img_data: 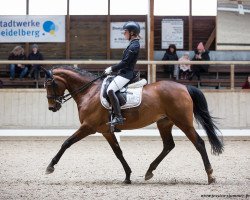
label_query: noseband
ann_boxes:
[44,71,105,105]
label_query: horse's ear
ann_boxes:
[41,67,52,79]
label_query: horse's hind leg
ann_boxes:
[46,124,94,174]
[145,117,175,181]
[102,133,132,184]
[180,126,215,184]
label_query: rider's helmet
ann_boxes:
[123,21,140,36]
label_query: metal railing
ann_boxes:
[0,60,250,89]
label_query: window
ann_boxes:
[110,0,148,15]
[70,0,108,15]
[192,0,217,16]
[0,0,26,15]
[154,0,189,16]
[29,0,67,15]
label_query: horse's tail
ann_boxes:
[186,85,224,155]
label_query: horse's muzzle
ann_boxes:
[48,103,61,112]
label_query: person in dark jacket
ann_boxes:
[28,44,44,79]
[190,42,210,80]
[104,21,140,126]
[162,44,178,79]
[242,75,250,89]
[8,46,28,80]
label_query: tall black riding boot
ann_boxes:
[108,90,124,125]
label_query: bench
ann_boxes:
[208,65,250,78]
[0,78,43,88]
[1,62,249,89]
[0,64,149,88]
[156,64,249,88]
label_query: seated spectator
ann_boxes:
[179,52,191,79]
[189,42,210,80]
[8,46,28,80]
[28,44,44,79]
[162,44,178,79]
[242,75,250,89]
[0,80,3,88]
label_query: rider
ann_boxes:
[104,21,141,126]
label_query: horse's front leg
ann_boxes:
[102,133,132,184]
[45,124,95,174]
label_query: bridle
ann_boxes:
[45,78,64,104]
[44,69,105,105]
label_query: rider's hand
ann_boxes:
[104,66,112,75]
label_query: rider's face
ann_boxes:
[123,30,130,40]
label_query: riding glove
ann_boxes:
[105,66,112,75]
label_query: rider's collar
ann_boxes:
[129,38,139,44]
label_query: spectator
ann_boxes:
[28,44,44,79]
[242,75,250,89]
[162,44,178,79]
[8,46,28,80]
[179,52,191,79]
[189,42,210,80]
[0,80,3,88]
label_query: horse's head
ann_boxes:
[42,68,66,112]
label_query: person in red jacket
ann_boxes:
[242,75,250,89]
[189,42,210,81]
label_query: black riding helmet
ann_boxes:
[123,21,140,36]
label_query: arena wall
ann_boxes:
[0,89,249,129]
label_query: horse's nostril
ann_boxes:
[49,106,54,110]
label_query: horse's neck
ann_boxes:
[67,75,90,93]
[55,69,100,100]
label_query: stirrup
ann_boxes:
[111,116,124,126]
[106,119,123,133]
[106,116,125,125]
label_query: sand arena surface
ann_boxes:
[0,136,249,200]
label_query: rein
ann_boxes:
[46,73,105,104]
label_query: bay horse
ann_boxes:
[43,66,223,184]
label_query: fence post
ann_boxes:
[152,64,156,83]
[230,64,235,90]
[147,64,152,84]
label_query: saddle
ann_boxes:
[100,73,147,110]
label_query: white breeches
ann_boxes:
[107,76,130,94]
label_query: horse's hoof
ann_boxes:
[45,166,55,174]
[208,177,216,184]
[145,172,154,181]
[123,179,131,184]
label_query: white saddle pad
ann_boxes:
[100,76,147,109]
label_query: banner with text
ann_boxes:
[162,19,183,49]
[110,22,145,49]
[0,15,65,43]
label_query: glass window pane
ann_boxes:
[192,0,217,16]
[29,0,67,15]
[110,0,148,15]
[0,0,26,15]
[70,0,108,15]
[155,0,189,16]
